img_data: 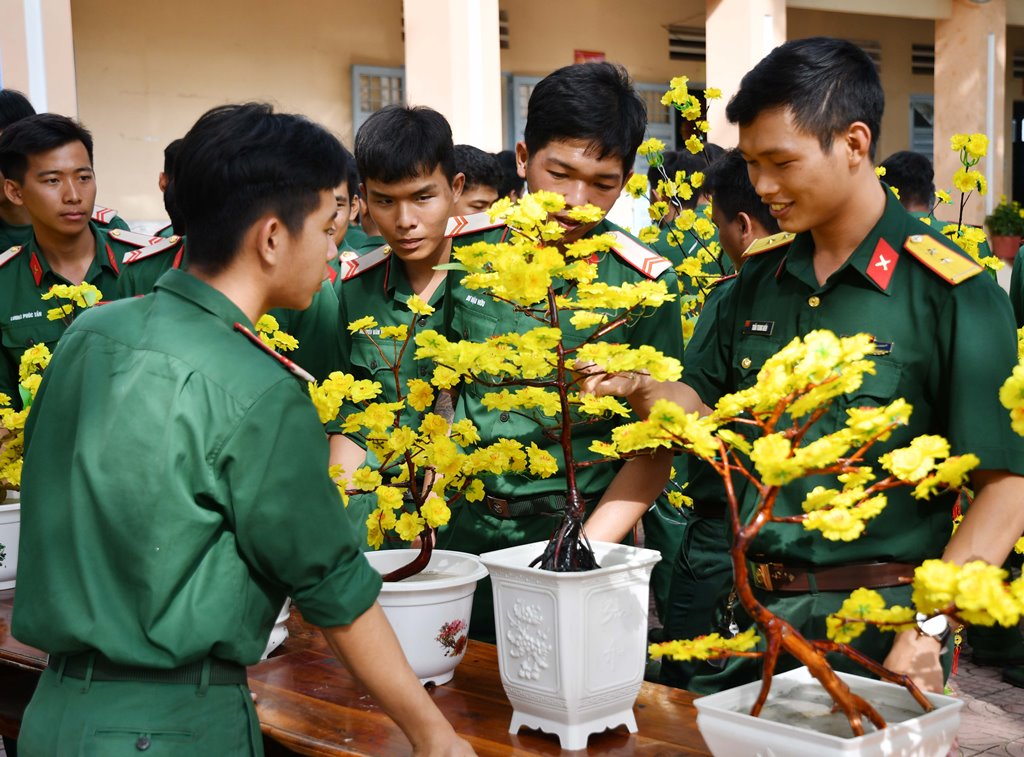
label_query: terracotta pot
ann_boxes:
[990,234,1022,260]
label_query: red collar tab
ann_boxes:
[29,251,43,286]
[866,238,898,291]
[233,322,315,383]
[105,242,119,274]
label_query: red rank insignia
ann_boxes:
[29,252,43,286]
[866,238,897,291]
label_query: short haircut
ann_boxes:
[524,62,646,173]
[454,144,501,191]
[173,103,346,274]
[0,113,94,183]
[879,150,934,208]
[648,145,725,210]
[163,138,183,176]
[0,89,36,131]
[647,150,677,187]
[704,149,780,235]
[342,145,359,199]
[355,105,456,185]
[726,37,883,160]
[494,149,523,199]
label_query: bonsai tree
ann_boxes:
[593,329,1024,735]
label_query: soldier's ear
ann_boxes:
[451,172,465,202]
[252,214,284,267]
[3,178,23,207]
[515,141,528,180]
[844,122,872,167]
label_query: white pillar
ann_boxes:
[0,0,78,116]
[705,0,787,148]
[403,0,503,151]
[934,0,1006,225]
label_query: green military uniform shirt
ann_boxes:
[12,268,381,667]
[447,217,685,501]
[1009,245,1024,329]
[117,240,341,382]
[0,205,130,251]
[684,190,1024,566]
[0,222,138,407]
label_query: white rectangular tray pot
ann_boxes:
[0,493,21,590]
[479,540,660,751]
[694,665,963,757]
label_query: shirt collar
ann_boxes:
[382,247,449,308]
[778,189,911,296]
[153,268,254,330]
[25,222,119,287]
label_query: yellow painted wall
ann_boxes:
[787,8,936,164]
[498,0,706,83]
[70,0,404,219]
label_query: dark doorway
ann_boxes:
[1013,101,1024,204]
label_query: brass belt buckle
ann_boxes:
[753,562,774,591]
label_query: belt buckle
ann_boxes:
[486,495,511,518]
[753,562,774,591]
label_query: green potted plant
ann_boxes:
[984,196,1024,260]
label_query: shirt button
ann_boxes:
[370,359,377,369]
[417,316,428,327]
[135,736,151,751]
[807,296,821,308]
[741,357,752,369]
[499,412,510,422]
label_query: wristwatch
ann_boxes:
[915,612,952,653]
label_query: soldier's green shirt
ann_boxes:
[12,269,381,667]
[0,207,130,251]
[0,223,135,407]
[448,219,685,500]
[1008,245,1024,328]
[329,250,446,440]
[117,241,341,382]
[683,191,1024,566]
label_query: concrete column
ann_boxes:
[403,0,503,151]
[705,0,787,148]
[934,0,1006,225]
[0,0,78,116]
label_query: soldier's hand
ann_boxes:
[882,629,945,693]
[573,360,651,399]
[412,733,476,756]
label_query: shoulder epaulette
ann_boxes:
[742,232,796,259]
[445,213,505,238]
[710,272,738,289]
[903,233,983,285]
[233,322,315,383]
[341,244,390,281]
[608,230,672,279]
[107,228,165,248]
[91,205,118,224]
[0,245,23,269]
[122,235,183,265]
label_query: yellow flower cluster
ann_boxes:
[826,588,916,644]
[913,559,1024,628]
[999,362,1024,435]
[42,283,102,322]
[941,224,1003,273]
[0,345,52,488]
[951,133,988,162]
[649,628,760,662]
[255,314,299,352]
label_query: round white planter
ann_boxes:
[0,492,21,590]
[479,540,660,751]
[694,665,963,757]
[261,598,292,660]
[364,549,488,686]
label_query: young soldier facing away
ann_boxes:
[328,105,464,544]
[12,103,474,757]
[590,37,1024,695]
[452,144,501,216]
[436,62,684,642]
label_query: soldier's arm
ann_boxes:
[328,432,367,473]
[321,605,476,757]
[583,448,674,543]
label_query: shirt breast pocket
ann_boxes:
[2,319,65,365]
[348,334,395,381]
[732,337,785,391]
[841,357,903,410]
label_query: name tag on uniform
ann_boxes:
[742,320,775,336]
[872,340,893,356]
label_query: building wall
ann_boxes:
[71,0,404,220]
[787,8,936,164]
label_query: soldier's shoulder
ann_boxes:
[445,212,506,240]
[0,245,25,271]
[601,223,674,280]
[741,232,796,260]
[120,233,185,266]
[339,244,390,282]
[902,230,984,286]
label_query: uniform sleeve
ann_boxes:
[1010,247,1024,329]
[626,266,685,363]
[219,380,381,628]
[681,276,738,408]
[934,275,1024,474]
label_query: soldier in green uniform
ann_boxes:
[1011,247,1024,328]
[11,102,473,757]
[435,62,684,642]
[331,151,362,268]
[328,105,464,546]
[452,144,500,216]
[658,148,781,689]
[592,37,1024,695]
[0,114,152,408]
[155,138,184,238]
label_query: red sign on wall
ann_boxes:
[574,50,606,64]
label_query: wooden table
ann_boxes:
[0,589,710,755]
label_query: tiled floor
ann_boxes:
[949,640,1024,756]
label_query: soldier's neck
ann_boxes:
[35,224,96,284]
[809,180,887,286]
[0,202,30,228]
[405,238,451,300]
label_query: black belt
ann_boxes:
[53,652,247,686]
[484,492,587,519]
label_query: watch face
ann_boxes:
[919,614,948,637]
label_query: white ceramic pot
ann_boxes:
[0,492,21,590]
[479,540,660,751]
[261,598,291,660]
[364,549,488,686]
[694,665,963,757]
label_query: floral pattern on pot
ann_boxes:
[436,619,468,657]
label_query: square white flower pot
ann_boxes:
[694,665,963,757]
[0,494,21,590]
[479,540,660,751]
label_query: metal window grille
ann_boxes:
[668,25,705,62]
[912,44,934,76]
[499,9,509,50]
[352,66,405,134]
